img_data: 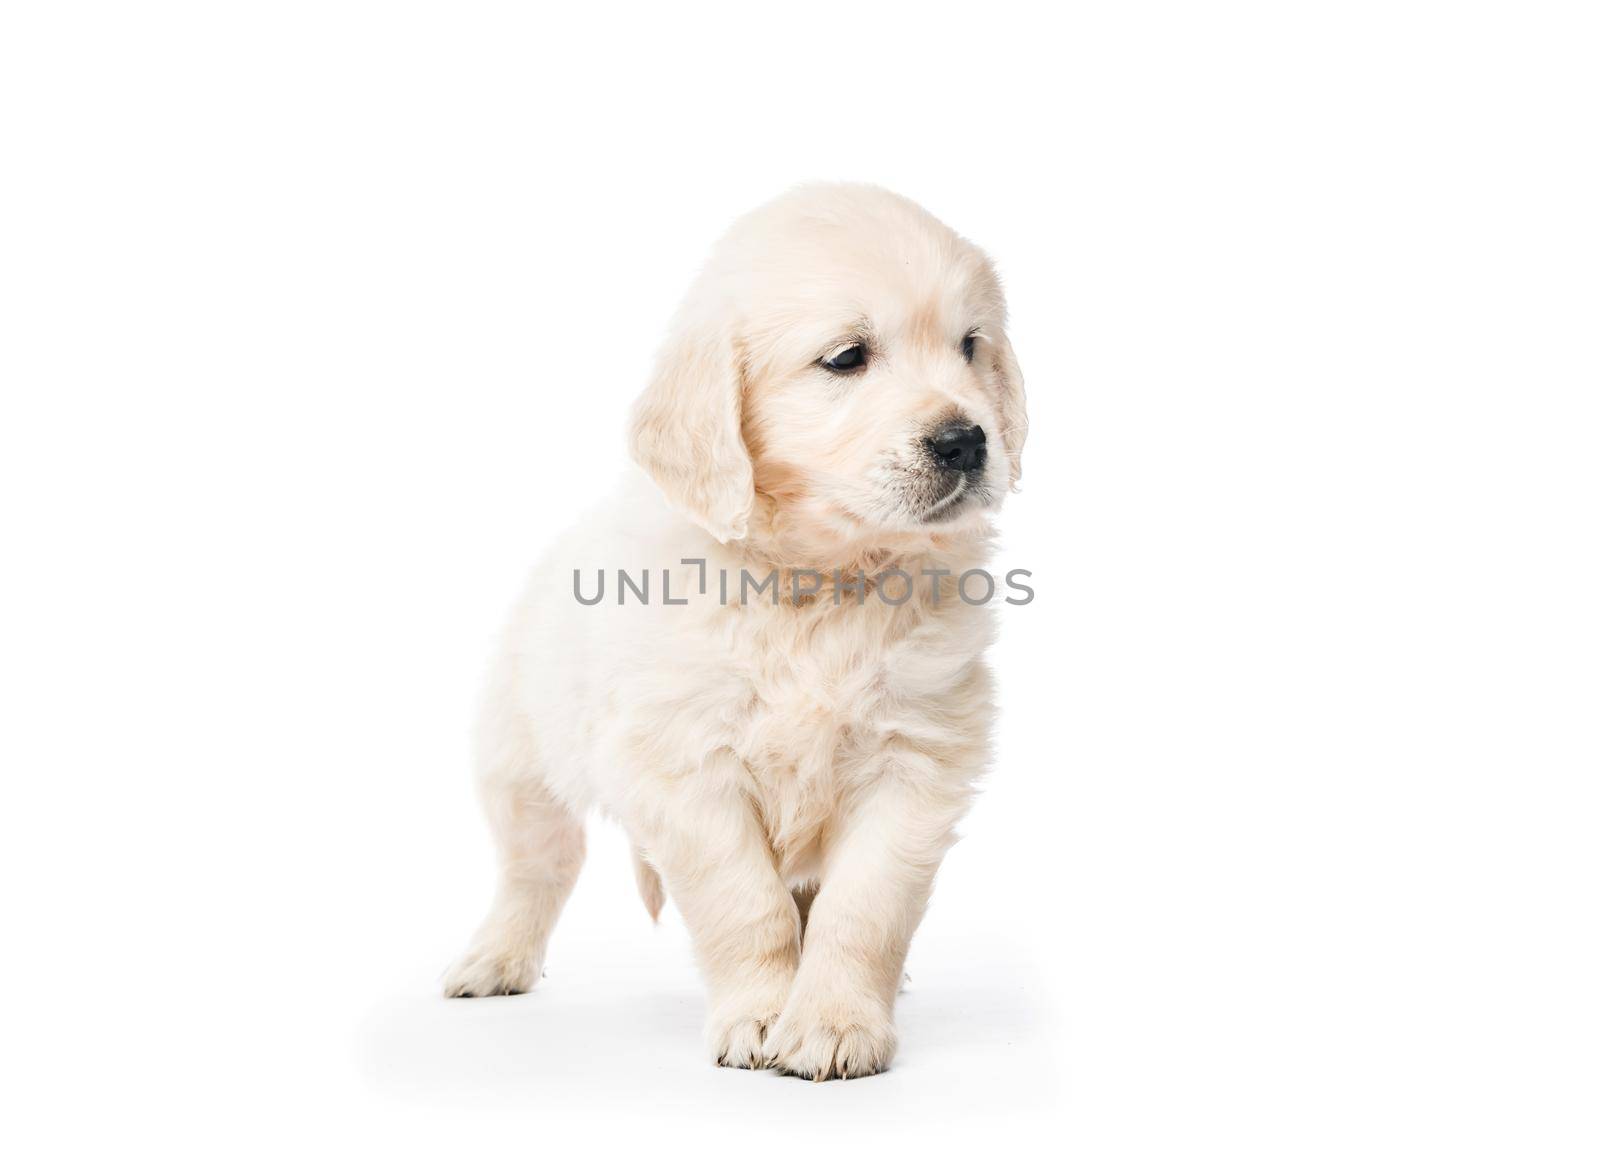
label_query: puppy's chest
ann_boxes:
[726,612,929,862]
[738,649,884,787]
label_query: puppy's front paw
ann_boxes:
[708,1014,775,1069]
[763,990,896,1080]
[706,982,790,1069]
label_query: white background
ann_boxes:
[3,2,1596,1161]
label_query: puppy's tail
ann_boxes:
[631,846,665,924]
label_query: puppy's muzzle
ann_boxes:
[925,421,987,477]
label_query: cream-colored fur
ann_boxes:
[444,184,1027,1080]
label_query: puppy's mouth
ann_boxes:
[922,474,973,520]
[916,466,999,524]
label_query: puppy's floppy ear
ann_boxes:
[628,312,754,542]
[990,328,1028,488]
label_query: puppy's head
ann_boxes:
[629,184,1026,553]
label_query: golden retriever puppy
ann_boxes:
[444,183,1027,1079]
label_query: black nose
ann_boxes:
[926,423,987,474]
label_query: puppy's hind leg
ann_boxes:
[444,725,585,998]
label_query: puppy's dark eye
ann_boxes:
[961,333,978,363]
[822,344,867,373]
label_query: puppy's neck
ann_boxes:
[735,499,995,593]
